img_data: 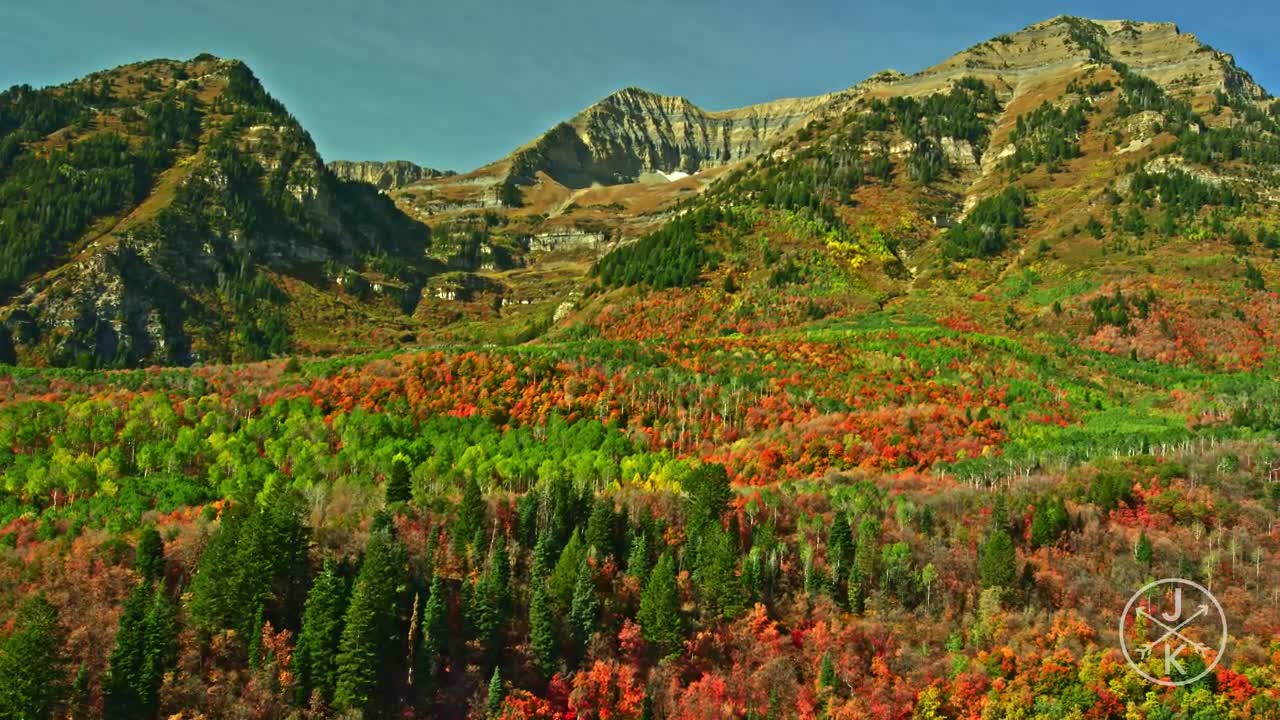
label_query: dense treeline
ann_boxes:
[942,187,1031,258]
[1002,99,1090,175]
[593,206,736,288]
[1128,168,1241,218]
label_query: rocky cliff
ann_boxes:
[329,159,452,190]
[507,87,842,188]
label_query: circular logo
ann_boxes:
[1118,578,1228,687]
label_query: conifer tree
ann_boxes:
[637,552,682,656]
[0,594,67,720]
[569,560,599,650]
[549,530,585,611]
[135,525,165,584]
[528,580,555,676]
[486,666,504,718]
[333,528,408,716]
[385,455,412,505]
[854,518,881,590]
[104,584,150,720]
[626,530,650,584]
[294,560,348,704]
[584,498,616,558]
[695,522,745,619]
[979,526,1017,591]
[457,475,486,551]
[468,535,511,657]
[1136,531,1153,568]
[415,574,448,700]
[104,584,179,720]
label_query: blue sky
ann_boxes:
[3,1,1277,172]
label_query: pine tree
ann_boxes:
[415,574,448,700]
[818,652,838,696]
[528,580,555,676]
[486,666,504,718]
[135,525,165,583]
[333,528,408,716]
[294,560,348,704]
[569,560,599,650]
[584,498,616,558]
[979,526,1017,591]
[626,529,650,584]
[695,522,745,619]
[468,535,510,657]
[385,455,412,505]
[0,594,67,720]
[1029,496,1068,548]
[104,584,150,720]
[457,475,486,551]
[549,530,585,612]
[1136,531,1153,568]
[637,552,682,656]
[854,518,881,591]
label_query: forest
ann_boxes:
[0,317,1277,718]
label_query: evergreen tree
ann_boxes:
[569,560,599,650]
[979,526,1017,591]
[527,580,555,676]
[1029,496,1069,548]
[385,455,412,505]
[486,666,504,718]
[1136,531,1154,568]
[457,475,486,551]
[468,535,511,658]
[626,530,650,584]
[103,584,150,720]
[0,594,67,720]
[294,560,349,704]
[584,498,616,559]
[548,530,585,612]
[333,528,408,716]
[854,518,881,591]
[135,525,165,584]
[415,575,448,700]
[637,552,682,656]
[818,652,838,696]
[695,522,745,619]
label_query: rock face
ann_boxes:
[507,87,842,187]
[883,16,1266,101]
[329,160,451,190]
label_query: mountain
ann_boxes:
[328,159,452,190]
[0,56,436,367]
[1,16,1277,367]
[504,86,841,188]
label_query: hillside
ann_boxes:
[0,56,437,367]
[2,15,1280,720]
